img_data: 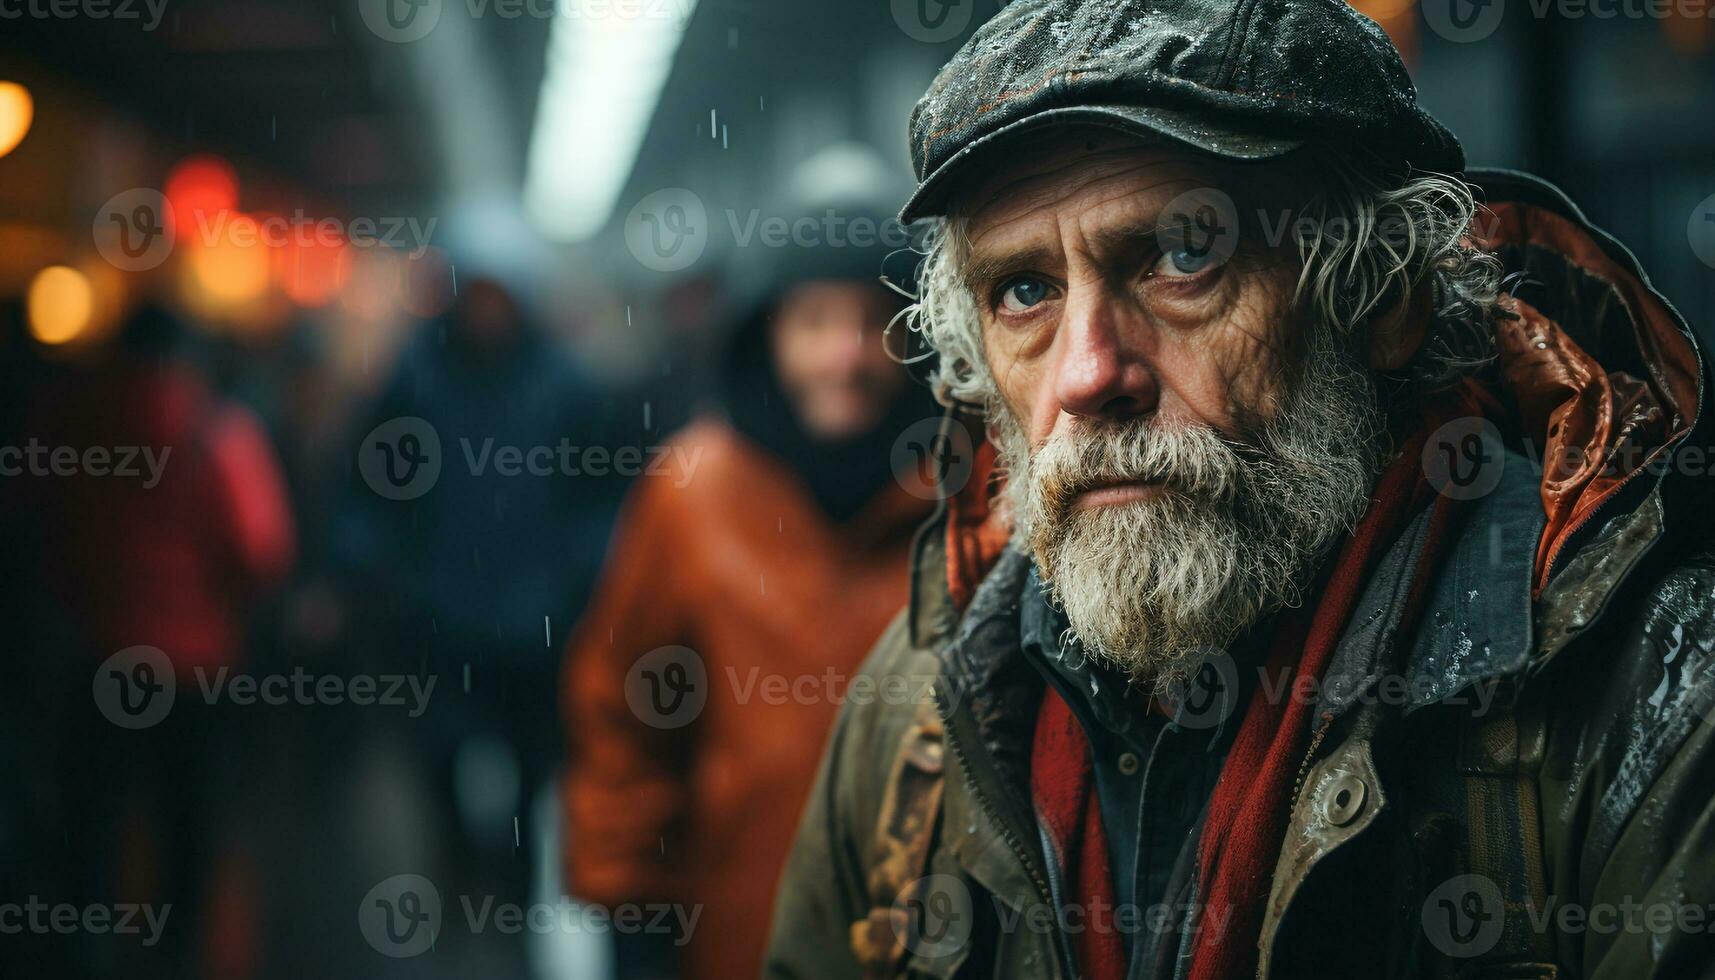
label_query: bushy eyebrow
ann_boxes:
[960,220,1164,296]
[960,244,1059,296]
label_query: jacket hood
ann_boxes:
[1468,169,1708,593]
[718,286,941,525]
[916,169,1712,637]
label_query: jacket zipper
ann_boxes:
[935,684,1076,979]
[1540,447,1668,587]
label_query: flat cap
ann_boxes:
[902,0,1464,223]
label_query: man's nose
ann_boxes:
[1052,291,1158,421]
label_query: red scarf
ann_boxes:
[1030,394,1473,980]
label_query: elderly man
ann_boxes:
[765,2,1715,979]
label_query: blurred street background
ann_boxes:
[1,1,1712,977]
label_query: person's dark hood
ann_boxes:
[720,280,938,524]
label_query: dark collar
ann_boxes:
[1018,565,1151,738]
[1316,446,1545,726]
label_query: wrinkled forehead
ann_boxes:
[950,127,1296,247]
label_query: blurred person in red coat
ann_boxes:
[8,302,295,979]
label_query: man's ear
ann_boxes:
[1366,279,1431,372]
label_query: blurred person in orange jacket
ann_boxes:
[560,155,942,980]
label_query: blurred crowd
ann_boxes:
[0,130,944,979]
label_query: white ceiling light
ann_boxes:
[523,0,699,242]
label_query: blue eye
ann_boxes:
[1000,277,1049,312]
[1157,246,1218,277]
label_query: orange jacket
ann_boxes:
[560,416,932,978]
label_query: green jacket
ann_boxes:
[765,172,1715,980]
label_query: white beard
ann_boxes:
[994,333,1389,692]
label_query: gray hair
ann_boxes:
[902,156,1504,411]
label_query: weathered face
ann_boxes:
[955,130,1387,687]
[770,279,907,441]
[961,132,1302,467]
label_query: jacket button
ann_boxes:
[1321,772,1366,826]
[1118,752,1141,775]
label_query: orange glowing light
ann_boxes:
[27,265,94,345]
[165,155,240,239]
[277,237,350,308]
[0,82,32,159]
[188,212,270,305]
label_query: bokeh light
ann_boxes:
[0,81,32,159]
[276,236,350,308]
[164,154,240,239]
[26,265,94,345]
